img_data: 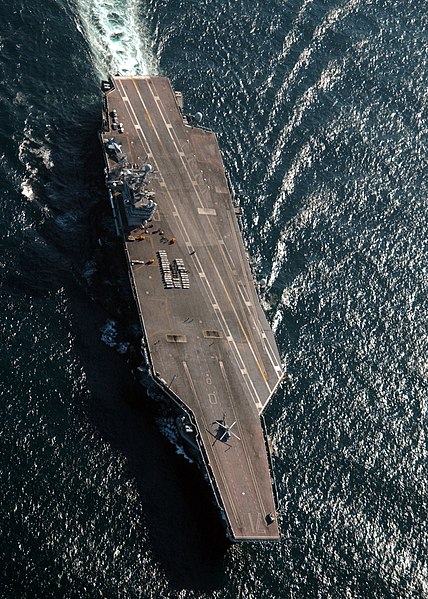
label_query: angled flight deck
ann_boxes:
[101,76,283,541]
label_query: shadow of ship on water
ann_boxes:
[7,112,230,592]
[70,283,230,591]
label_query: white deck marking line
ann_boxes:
[144,81,206,209]
[218,240,237,271]
[198,207,217,216]
[242,372,263,411]
[130,79,165,148]
[117,78,262,408]
[117,80,165,184]
[260,328,282,374]
[260,371,285,413]
[223,204,283,377]
[188,252,261,407]
[236,283,280,378]
[204,245,272,394]
[259,330,283,381]
[248,511,255,533]
[237,281,251,303]
[256,512,263,532]
[261,331,283,372]
[182,360,241,528]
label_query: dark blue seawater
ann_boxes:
[1,0,427,597]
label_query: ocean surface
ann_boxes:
[1,0,427,597]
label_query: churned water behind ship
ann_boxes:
[0,0,426,597]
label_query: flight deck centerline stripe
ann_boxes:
[205,245,272,392]
[131,78,165,150]
[144,80,205,209]
[133,79,154,126]
[220,207,279,382]
[236,284,281,378]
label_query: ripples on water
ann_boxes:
[1,0,426,597]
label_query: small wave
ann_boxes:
[82,259,98,284]
[54,211,79,230]
[73,0,157,77]
[17,120,54,202]
[100,319,130,354]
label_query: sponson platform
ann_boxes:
[100,75,283,541]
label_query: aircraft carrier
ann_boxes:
[100,75,283,541]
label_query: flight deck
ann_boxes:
[101,76,283,541]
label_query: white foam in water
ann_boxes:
[157,417,194,463]
[17,123,51,202]
[74,0,156,77]
[100,319,130,354]
[21,179,35,201]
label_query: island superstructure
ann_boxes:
[100,75,283,541]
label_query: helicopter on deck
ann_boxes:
[210,414,241,448]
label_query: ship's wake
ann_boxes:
[73,0,156,77]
